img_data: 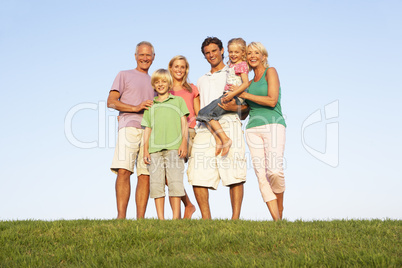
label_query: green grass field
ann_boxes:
[0,219,400,267]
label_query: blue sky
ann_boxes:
[1,0,401,221]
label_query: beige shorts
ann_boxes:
[185,128,196,162]
[110,127,149,175]
[187,115,247,189]
[149,150,185,198]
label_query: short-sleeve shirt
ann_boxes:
[169,84,199,128]
[110,69,155,130]
[141,94,189,153]
[224,61,249,91]
[197,66,239,123]
[197,66,228,109]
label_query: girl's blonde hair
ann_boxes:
[151,69,173,89]
[227,38,247,64]
[168,55,192,93]
[247,42,269,69]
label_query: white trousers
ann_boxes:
[245,124,286,202]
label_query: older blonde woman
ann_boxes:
[239,42,286,221]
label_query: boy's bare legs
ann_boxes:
[136,174,150,219]
[205,120,232,156]
[116,169,131,219]
[170,193,195,219]
[275,192,284,219]
[166,177,195,219]
[169,196,182,219]
[193,186,211,219]
[155,197,165,220]
[266,199,280,221]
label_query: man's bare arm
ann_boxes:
[218,98,249,120]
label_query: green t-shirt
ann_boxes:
[245,68,286,129]
[141,94,189,153]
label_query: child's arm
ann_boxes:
[178,116,188,158]
[143,127,152,164]
[222,73,249,103]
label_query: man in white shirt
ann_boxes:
[188,37,248,219]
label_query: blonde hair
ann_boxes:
[247,42,269,69]
[168,55,192,93]
[151,69,173,90]
[227,38,247,64]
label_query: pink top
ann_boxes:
[110,69,155,130]
[224,61,249,91]
[169,84,199,128]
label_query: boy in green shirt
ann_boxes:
[141,69,189,220]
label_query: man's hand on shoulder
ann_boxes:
[135,100,153,112]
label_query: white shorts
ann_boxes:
[187,114,247,189]
[110,127,149,176]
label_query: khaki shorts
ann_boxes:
[149,150,185,198]
[185,128,196,162]
[187,115,247,189]
[110,127,149,175]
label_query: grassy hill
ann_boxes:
[1,219,400,267]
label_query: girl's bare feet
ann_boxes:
[215,137,223,156]
[221,138,232,156]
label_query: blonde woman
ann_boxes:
[239,42,286,221]
[168,55,199,219]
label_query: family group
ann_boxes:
[107,37,286,221]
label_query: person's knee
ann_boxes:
[117,169,132,180]
[193,186,208,199]
[268,170,284,188]
[137,174,150,185]
[230,181,245,188]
